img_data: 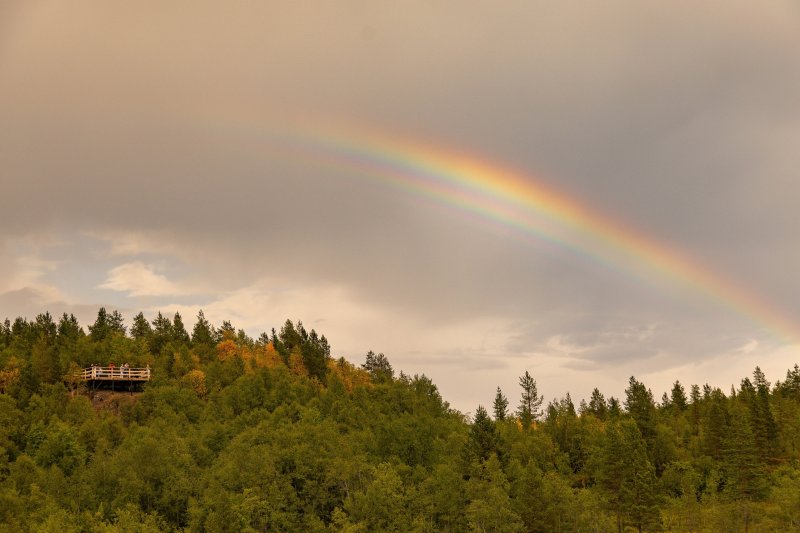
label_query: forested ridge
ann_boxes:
[1,308,800,532]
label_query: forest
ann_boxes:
[1,308,799,532]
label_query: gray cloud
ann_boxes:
[2,1,800,411]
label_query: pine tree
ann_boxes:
[722,403,769,508]
[130,312,153,341]
[689,384,702,435]
[670,381,688,412]
[89,307,111,342]
[0,318,11,348]
[704,388,728,460]
[493,387,509,421]
[362,350,393,382]
[750,366,778,461]
[56,313,83,342]
[33,312,57,340]
[301,329,328,382]
[624,376,657,449]
[778,364,800,400]
[190,311,212,343]
[217,320,236,342]
[608,397,622,418]
[588,388,608,420]
[150,312,173,355]
[172,312,190,345]
[109,310,126,336]
[517,371,543,429]
[598,420,662,532]
[465,405,500,464]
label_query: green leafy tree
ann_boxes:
[345,463,410,532]
[465,456,523,533]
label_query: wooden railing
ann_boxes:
[79,366,151,381]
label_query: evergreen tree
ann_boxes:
[722,404,769,504]
[31,313,59,382]
[33,312,57,340]
[109,310,126,336]
[217,320,236,342]
[670,380,688,412]
[517,371,543,429]
[275,319,300,358]
[493,387,509,421]
[778,364,800,400]
[301,329,328,382]
[57,313,85,341]
[660,392,671,410]
[362,350,393,382]
[0,318,11,348]
[130,312,153,341]
[89,307,112,342]
[608,397,622,418]
[750,366,778,461]
[256,331,271,346]
[190,310,216,362]
[588,387,608,420]
[704,388,728,460]
[465,405,500,465]
[689,384,702,435]
[598,420,662,532]
[150,312,173,355]
[624,376,657,448]
[172,312,190,345]
[235,329,254,348]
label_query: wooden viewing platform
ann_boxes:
[76,366,152,393]
[80,366,151,382]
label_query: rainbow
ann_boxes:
[262,119,800,345]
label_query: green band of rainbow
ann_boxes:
[253,118,800,345]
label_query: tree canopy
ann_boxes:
[1,307,800,531]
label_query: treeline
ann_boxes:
[1,308,800,531]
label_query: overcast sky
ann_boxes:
[2,1,800,413]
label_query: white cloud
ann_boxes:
[100,262,185,297]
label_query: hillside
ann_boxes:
[1,308,800,531]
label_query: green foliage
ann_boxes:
[2,308,800,531]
